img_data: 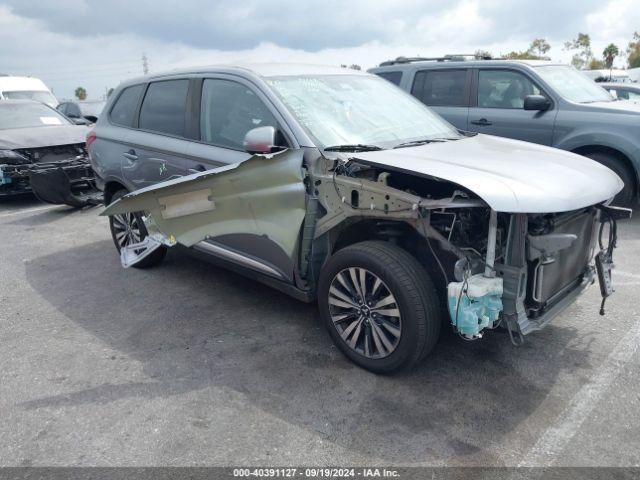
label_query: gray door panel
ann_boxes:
[103,149,307,281]
[122,131,192,187]
[468,107,556,144]
[185,141,251,169]
[430,106,469,130]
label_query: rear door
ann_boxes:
[123,79,194,188]
[410,68,471,130]
[469,68,556,145]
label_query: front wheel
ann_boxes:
[107,189,166,268]
[318,241,441,373]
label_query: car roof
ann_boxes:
[119,63,365,87]
[370,58,564,71]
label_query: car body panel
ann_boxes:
[353,134,623,213]
[102,148,307,277]
[0,125,88,150]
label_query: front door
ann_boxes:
[469,69,556,145]
[103,149,307,282]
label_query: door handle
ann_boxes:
[470,118,492,126]
[122,149,138,161]
[187,164,207,175]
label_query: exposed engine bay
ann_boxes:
[316,156,631,343]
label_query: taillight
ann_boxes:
[86,131,97,150]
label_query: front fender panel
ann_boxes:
[101,149,306,260]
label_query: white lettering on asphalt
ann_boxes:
[518,318,640,466]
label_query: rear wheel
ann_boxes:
[107,189,166,268]
[318,241,441,373]
[584,151,636,207]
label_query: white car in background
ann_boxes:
[0,75,58,107]
[601,82,640,104]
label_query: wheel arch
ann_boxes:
[324,218,453,292]
[103,180,129,205]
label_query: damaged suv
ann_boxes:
[93,65,629,373]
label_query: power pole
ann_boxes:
[142,53,149,75]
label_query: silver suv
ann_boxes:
[90,64,626,373]
[370,57,640,206]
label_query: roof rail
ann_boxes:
[379,53,492,67]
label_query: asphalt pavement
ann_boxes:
[0,195,639,467]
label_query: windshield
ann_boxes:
[2,90,58,107]
[80,101,105,117]
[535,65,613,103]
[266,74,460,148]
[0,102,71,130]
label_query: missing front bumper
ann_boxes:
[0,156,102,207]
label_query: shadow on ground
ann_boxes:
[24,239,594,463]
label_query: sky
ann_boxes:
[1,0,639,100]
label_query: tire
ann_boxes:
[584,151,636,207]
[107,189,166,268]
[318,241,441,373]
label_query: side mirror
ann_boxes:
[243,126,281,155]
[524,95,551,111]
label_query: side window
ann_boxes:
[138,80,189,136]
[615,89,629,100]
[110,85,144,127]
[376,71,403,86]
[67,103,82,118]
[200,78,280,150]
[478,70,541,109]
[411,69,468,107]
[57,103,67,115]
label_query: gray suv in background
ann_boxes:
[370,57,640,206]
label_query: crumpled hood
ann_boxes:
[353,134,623,213]
[0,125,89,150]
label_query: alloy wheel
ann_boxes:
[111,212,142,249]
[327,267,402,359]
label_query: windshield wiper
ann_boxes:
[323,144,383,152]
[393,137,458,149]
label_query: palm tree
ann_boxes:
[603,44,620,69]
[74,87,87,101]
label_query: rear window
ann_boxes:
[110,84,144,127]
[411,69,468,107]
[139,80,189,136]
[375,71,403,86]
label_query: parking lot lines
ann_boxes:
[519,318,640,466]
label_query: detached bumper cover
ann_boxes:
[0,155,102,207]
